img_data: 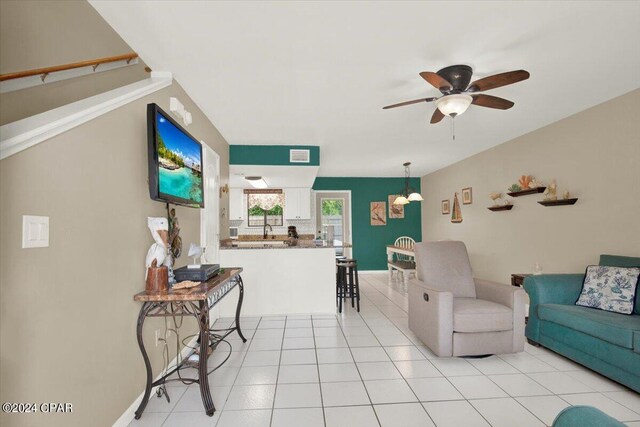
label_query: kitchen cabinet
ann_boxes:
[284,188,311,220]
[229,188,246,221]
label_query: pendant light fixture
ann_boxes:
[393,162,423,205]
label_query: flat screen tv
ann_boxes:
[147,103,204,208]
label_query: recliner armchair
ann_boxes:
[408,241,526,357]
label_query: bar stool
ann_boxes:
[335,256,347,289]
[336,259,360,313]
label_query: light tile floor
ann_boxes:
[130,272,640,427]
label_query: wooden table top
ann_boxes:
[386,245,415,252]
[134,267,243,302]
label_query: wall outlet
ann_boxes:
[155,329,161,347]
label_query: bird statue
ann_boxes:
[146,217,169,279]
[490,192,508,207]
[544,179,558,201]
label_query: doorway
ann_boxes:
[315,191,352,257]
[200,143,220,264]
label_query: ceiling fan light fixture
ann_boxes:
[407,192,423,202]
[436,94,473,117]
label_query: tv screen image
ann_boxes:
[148,104,204,207]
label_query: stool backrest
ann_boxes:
[394,236,415,261]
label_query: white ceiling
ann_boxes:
[90,1,640,177]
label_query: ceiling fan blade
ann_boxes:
[472,94,514,110]
[430,108,445,124]
[466,70,529,92]
[420,72,453,92]
[382,97,437,109]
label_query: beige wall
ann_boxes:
[421,89,640,283]
[0,0,149,125]
[0,1,230,426]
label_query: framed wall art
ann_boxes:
[388,195,404,219]
[441,199,450,215]
[370,201,387,226]
[462,187,473,205]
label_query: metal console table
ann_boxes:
[133,267,246,419]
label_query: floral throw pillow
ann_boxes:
[576,265,640,314]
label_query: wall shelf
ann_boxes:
[507,187,546,197]
[538,198,578,206]
[488,205,514,211]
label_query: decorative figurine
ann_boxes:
[490,192,511,206]
[529,177,542,188]
[518,175,532,189]
[165,209,183,285]
[508,184,522,193]
[146,259,168,292]
[146,217,169,273]
[168,208,182,259]
[544,179,558,201]
[451,192,463,223]
[563,191,571,200]
[187,243,204,268]
[145,217,170,291]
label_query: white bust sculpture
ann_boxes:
[145,217,170,277]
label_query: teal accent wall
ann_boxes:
[313,177,422,271]
[230,145,320,166]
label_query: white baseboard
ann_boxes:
[112,334,198,427]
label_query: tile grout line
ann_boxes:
[360,274,503,426]
[356,275,445,427]
[366,273,604,427]
[312,315,330,427]
[337,307,383,427]
[153,274,640,427]
[267,315,287,427]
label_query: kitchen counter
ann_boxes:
[215,245,343,316]
[220,242,352,250]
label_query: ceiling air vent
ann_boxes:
[290,149,310,163]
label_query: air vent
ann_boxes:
[290,149,310,163]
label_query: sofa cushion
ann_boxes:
[575,265,640,315]
[599,254,640,314]
[453,298,512,332]
[635,331,640,355]
[538,304,640,349]
[414,241,476,298]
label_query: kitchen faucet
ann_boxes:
[263,223,273,239]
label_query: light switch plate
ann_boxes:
[22,215,49,248]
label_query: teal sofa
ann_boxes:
[525,254,640,392]
[552,406,625,427]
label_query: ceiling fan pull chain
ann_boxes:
[451,115,456,141]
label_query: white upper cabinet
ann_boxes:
[229,188,246,221]
[284,188,311,220]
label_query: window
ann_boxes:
[247,192,284,227]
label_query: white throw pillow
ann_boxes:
[576,265,640,314]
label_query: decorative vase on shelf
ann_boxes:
[533,263,543,275]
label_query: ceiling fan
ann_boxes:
[383,65,530,126]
